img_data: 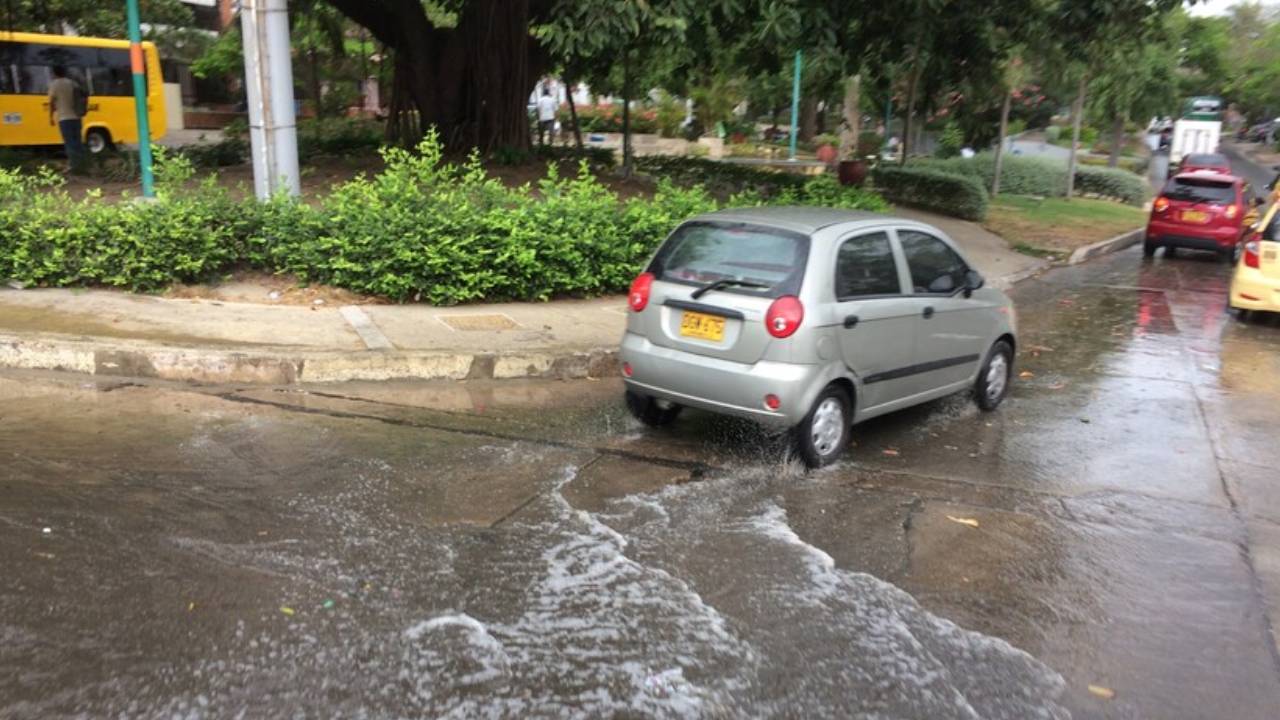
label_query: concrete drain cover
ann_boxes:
[438,313,520,331]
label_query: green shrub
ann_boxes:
[1,133,887,302]
[296,117,382,157]
[1074,165,1148,205]
[873,165,989,221]
[1044,125,1062,143]
[176,137,249,168]
[635,155,809,199]
[912,153,1066,197]
[1077,154,1149,175]
[936,123,964,159]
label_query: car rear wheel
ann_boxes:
[1164,246,1177,258]
[624,390,682,427]
[975,340,1014,412]
[792,385,852,469]
[1142,240,1157,258]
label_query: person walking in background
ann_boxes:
[536,88,557,146]
[47,65,86,173]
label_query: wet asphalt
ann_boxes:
[5,177,1280,718]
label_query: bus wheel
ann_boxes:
[85,128,113,155]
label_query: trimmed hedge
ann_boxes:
[0,134,889,302]
[873,165,989,221]
[1074,165,1147,205]
[635,155,809,199]
[910,152,1148,206]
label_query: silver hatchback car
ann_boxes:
[619,207,1018,467]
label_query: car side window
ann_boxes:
[835,231,900,299]
[899,230,968,294]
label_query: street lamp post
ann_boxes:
[124,0,154,197]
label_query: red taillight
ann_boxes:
[764,394,781,410]
[765,295,804,338]
[622,362,633,377]
[628,272,654,312]
[1154,197,1170,213]
[1244,241,1261,269]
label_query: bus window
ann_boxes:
[0,66,17,94]
[88,49,132,96]
[16,64,49,94]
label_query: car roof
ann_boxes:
[1184,153,1229,165]
[685,206,895,234]
[1172,170,1239,184]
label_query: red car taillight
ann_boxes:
[628,272,654,311]
[1154,197,1170,213]
[765,295,804,338]
[1243,240,1261,269]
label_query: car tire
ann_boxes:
[1142,240,1157,258]
[85,128,113,155]
[792,384,852,469]
[1164,246,1177,258]
[1234,307,1251,322]
[624,390,682,427]
[974,340,1014,412]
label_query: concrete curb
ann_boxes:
[1067,228,1145,266]
[0,332,619,385]
[992,261,1051,289]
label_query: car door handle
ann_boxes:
[843,315,859,328]
[922,306,935,319]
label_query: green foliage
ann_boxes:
[1,134,885,302]
[563,105,658,134]
[634,156,809,199]
[1078,154,1148,174]
[175,137,250,168]
[655,92,687,139]
[1073,165,1148,205]
[935,124,965,159]
[912,154,1067,198]
[873,165,989,221]
[297,118,383,157]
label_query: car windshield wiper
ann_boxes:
[690,278,771,299]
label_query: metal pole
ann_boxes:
[125,0,154,197]
[789,50,802,161]
[241,0,301,199]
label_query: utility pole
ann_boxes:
[124,0,155,197]
[789,50,802,161]
[241,0,301,199]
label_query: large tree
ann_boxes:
[326,0,553,151]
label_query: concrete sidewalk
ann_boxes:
[0,209,1046,385]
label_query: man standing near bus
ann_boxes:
[47,66,85,173]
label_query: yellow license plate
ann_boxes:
[679,311,725,342]
[1182,210,1208,223]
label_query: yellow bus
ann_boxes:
[1,31,167,154]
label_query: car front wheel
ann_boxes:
[625,390,682,427]
[793,385,852,468]
[975,340,1014,411]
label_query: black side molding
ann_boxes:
[863,354,980,385]
[663,298,746,320]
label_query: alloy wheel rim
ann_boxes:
[986,353,1009,401]
[810,397,845,456]
[87,134,104,153]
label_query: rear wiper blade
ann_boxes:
[690,278,770,299]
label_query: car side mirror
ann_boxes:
[963,269,984,297]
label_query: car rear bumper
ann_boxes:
[619,332,823,427]
[1230,267,1280,312]
[1147,220,1240,250]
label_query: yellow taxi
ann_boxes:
[1230,197,1280,319]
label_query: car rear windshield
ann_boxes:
[649,221,810,298]
[1184,153,1228,167]
[1163,177,1235,204]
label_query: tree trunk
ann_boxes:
[329,0,546,152]
[1065,74,1087,200]
[839,74,861,161]
[622,49,633,176]
[565,77,584,151]
[800,96,818,142]
[902,57,924,164]
[308,48,323,117]
[992,87,1013,196]
[1108,112,1125,167]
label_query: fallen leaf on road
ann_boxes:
[1019,371,1035,379]
[280,606,295,616]
[882,448,900,456]
[946,515,980,528]
[188,602,195,612]
[1088,685,1115,700]
[1048,382,1067,390]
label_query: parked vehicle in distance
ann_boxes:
[1168,119,1221,174]
[1179,153,1233,175]
[618,207,1018,468]
[1230,183,1280,319]
[1145,173,1256,262]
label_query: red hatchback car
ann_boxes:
[1178,152,1233,175]
[1145,172,1255,261]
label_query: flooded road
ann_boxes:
[3,248,1280,718]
